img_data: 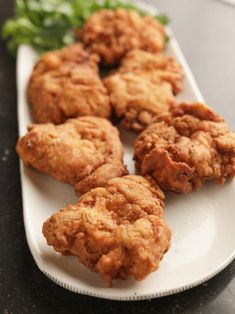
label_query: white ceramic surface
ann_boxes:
[16,1,235,301]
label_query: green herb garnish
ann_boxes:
[2,0,169,57]
[156,14,170,26]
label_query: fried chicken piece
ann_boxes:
[104,72,176,132]
[78,9,166,65]
[119,49,184,94]
[42,175,171,285]
[16,116,127,195]
[134,102,235,193]
[28,43,110,124]
[103,49,182,132]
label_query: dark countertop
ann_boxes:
[0,0,234,313]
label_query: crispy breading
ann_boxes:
[104,49,183,132]
[104,72,176,131]
[16,116,127,195]
[134,103,235,193]
[78,9,166,65]
[42,175,171,285]
[119,49,184,94]
[28,43,110,124]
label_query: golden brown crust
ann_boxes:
[134,102,235,193]
[28,43,111,124]
[16,116,127,195]
[42,175,171,285]
[119,49,184,94]
[103,49,183,132]
[104,72,176,132]
[78,9,166,65]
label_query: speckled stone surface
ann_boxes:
[0,0,234,313]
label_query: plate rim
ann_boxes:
[24,228,235,301]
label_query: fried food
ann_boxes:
[28,43,110,124]
[103,49,183,132]
[16,116,127,195]
[119,49,184,94]
[104,72,176,132]
[134,102,235,193]
[78,9,166,65]
[42,175,171,285]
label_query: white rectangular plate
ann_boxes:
[17,1,235,301]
